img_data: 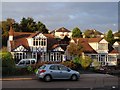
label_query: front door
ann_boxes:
[100,54,107,66]
[37,53,41,62]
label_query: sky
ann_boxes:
[1,1,119,33]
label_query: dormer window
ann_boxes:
[33,38,46,46]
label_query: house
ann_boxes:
[7,26,68,63]
[7,26,119,66]
[83,29,104,38]
[67,38,119,66]
[113,41,120,60]
[50,27,72,39]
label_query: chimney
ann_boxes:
[9,26,14,41]
[77,39,79,45]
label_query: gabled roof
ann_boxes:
[9,30,59,51]
[81,42,97,53]
[10,38,30,51]
[28,32,40,38]
[51,27,71,33]
[108,44,119,54]
[71,38,98,53]
[109,49,118,54]
[72,38,103,43]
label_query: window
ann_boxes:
[14,52,25,60]
[91,55,98,59]
[108,55,116,61]
[26,60,30,64]
[43,53,46,61]
[59,65,68,71]
[32,53,36,59]
[50,53,54,61]
[33,38,46,46]
[19,61,25,65]
[98,43,108,50]
[49,65,59,70]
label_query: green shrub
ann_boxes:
[1,48,16,76]
[61,61,77,69]
[79,56,92,69]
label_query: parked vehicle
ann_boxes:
[36,64,80,82]
[16,58,37,67]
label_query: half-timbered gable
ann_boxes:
[13,45,28,52]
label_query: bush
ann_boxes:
[1,48,16,76]
[92,60,101,70]
[61,61,77,70]
[79,56,92,69]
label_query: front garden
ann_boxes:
[1,47,120,77]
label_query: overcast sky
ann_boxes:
[2,2,118,33]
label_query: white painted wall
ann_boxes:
[89,43,98,51]
[27,38,33,46]
[55,32,72,38]
[9,36,13,41]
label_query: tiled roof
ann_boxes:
[72,38,103,43]
[81,42,97,53]
[71,38,97,53]
[87,38,102,42]
[14,32,32,40]
[10,31,58,51]
[28,32,39,38]
[10,38,30,51]
[54,27,71,32]
[109,49,119,54]
[108,44,119,54]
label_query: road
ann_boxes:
[2,74,119,89]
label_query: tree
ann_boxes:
[20,17,48,33]
[79,55,92,69]
[73,55,92,70]
[72,27,82,38]
[105,30,115,45]
[1,18,15,46]
[37,21,48,33]
[20,17,37,32]
[67,42,83,57]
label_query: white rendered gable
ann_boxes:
[13,45,28,52]
[53,47,64,52]
[99,39,108,43]
[113,42,119,46]
[70,39,75,43]
[34,33,47,39]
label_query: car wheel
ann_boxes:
[71,74,78,81]
[44,75,52,82]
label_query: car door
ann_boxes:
[49,65,61,79]
[58,65,71,79]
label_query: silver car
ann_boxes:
[36,64,80,82]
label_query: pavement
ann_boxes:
[0,74,119,81]
[1,74,36,81]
